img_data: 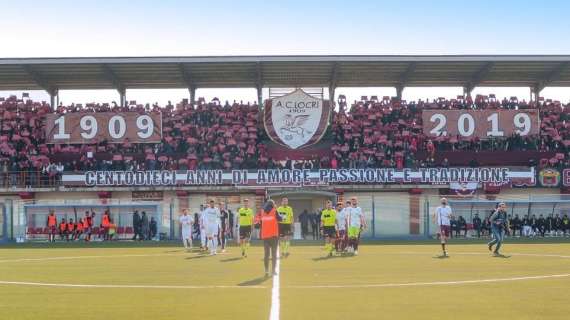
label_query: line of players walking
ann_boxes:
[178,196,368,261]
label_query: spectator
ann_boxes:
[472,213,482,238]
[457,216,467,237]
[522,215,533,237]
[299,210,310,239]
[141,211,149,240]
[132,210,141,241]
[511,214,522,237]
[537,214,547,237]
[150,217,157,240]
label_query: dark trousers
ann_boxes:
[263,237,278,273]
[218,229,226,249]
[132,226,142,240]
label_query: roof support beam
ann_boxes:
[101,64,125,95]
[395,62,416,99]
[22,65,58,96]
[397,62,416,88]
[535,62,569,93]
[329,62,340,105]
[179,64,197,105]
[464,62,494,92]
[256,62,263,107]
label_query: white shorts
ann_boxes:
[205,225,219,237]
[181,229,192,240]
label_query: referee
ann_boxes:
[320,200,337,257]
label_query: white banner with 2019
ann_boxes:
[61,167,535,187]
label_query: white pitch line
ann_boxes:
[399,252,570,259]
[0,280,266,289]
[269,248,280,320]
[286,273,570,289]
[0,253,187,264]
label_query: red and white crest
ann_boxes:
[264,89,330,149]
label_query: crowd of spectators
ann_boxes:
[468,212,570,238]
[330,94,570,170]
[1,93,569,187]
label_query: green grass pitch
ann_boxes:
[1,241,569,320]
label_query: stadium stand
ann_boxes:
[0,93,569,188]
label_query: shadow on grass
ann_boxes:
[312,254,353,262]
[237,276,270,287]
[185,254,211,260]
[220,257,243,263]
[432,255,450,259]
[492,254,511,259]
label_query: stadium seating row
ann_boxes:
[0,94,568,187]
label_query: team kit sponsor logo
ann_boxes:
[62,167,535,187]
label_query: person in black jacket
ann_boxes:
[511,214,522,237]
[149,217,157,240]
[554,214,563,237]
[522,215,532,237]
[457,216,467,237]
[450,216,458,238]
[132,210,141,241]
[546,214,554,237]
[141,211,150,240]
[537,214,546,237]
[472,214,482,238]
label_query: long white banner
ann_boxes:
[61,167,536,187]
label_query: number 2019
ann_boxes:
[429,112,532,137]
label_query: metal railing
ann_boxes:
[0,171,61,188]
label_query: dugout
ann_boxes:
[21,202,162,241]
[443,199,570,234]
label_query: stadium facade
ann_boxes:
[1,55,570,242]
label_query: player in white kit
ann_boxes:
[347,197,366,255]
[335,201,349,253]
[203,199,221,255]
[198,204,207,250]
[179,209,194,251]
[433,197,453,257]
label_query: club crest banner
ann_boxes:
[264,89,330,149]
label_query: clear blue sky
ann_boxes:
[1,0,569,103]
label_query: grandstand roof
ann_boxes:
[1,55,569,92]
